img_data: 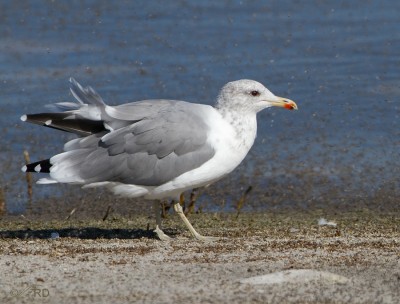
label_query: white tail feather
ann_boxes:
[37,178,58,184]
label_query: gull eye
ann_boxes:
[250,90,260,97]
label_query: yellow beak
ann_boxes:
[269,96,298,110]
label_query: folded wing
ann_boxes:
[22,78,216,187]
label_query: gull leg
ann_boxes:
[173,196,218,242]
[153,201,171,241]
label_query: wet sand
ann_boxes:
[0,210,399,303]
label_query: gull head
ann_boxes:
[216,79,298,114]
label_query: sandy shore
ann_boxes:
[0,211,399,303]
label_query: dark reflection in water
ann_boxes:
[0,1,398,214]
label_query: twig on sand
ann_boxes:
[0,187,5,217]
[235,186,253,219]
[161,201,171,218]
[65,208,77,220]
[160,188,200,218]
[102,205,113,221]
[23,150,33,202]
[184,188,199,216]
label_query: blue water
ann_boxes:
[0,1,399,213]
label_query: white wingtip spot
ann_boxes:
[45,120,52,126]
[20,115,27,122]
[34,164,41,172]
[21,165,27,172]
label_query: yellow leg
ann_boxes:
[173,197,218,242]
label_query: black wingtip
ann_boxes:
[23,159,52,173]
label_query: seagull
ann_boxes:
[21,78,297,241]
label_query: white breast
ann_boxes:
[147,107,258,199]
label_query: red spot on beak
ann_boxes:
[284,103,295,110]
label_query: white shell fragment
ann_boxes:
[318,218,337,227]
[240,269,349,285]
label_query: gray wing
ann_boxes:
[64,102,216,186]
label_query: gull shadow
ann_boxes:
[0,227,178,240]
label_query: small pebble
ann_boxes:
[50,232,60,239]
